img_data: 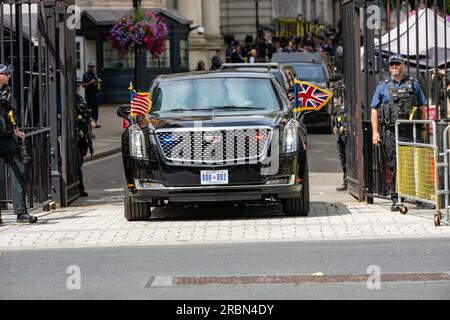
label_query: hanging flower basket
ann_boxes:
[109,9,168,59]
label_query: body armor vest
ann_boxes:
[76,94,91,133]
[381,78,418,127]
[0,86,14,136]
[336,106,347,137]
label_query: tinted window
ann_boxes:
[292,63,327,83]
[283,69,295,91]
[270,70,285,89]
[152,78,280,112]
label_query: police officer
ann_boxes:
[334,105,347,191]
[370,54,427,211]
[0,64,37,224]
[82,63,100,127]
[76,77,95,197]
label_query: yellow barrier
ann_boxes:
[397,146,436,201]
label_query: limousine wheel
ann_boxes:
[124,185,151,221]
[283,160,310,217]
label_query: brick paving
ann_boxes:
[0,201,448,251]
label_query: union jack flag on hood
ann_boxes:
[293,80,333,112]
[129,83,152,117]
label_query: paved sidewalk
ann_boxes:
[84,105,123,162]
[0,199,448,251]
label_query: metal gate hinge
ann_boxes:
[51,170,61,177]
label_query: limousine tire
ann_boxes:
[283,160,310,217]
[124,185,151,221]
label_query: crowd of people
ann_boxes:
[205,25,343,72]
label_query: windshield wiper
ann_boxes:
[213,106,263,110]
[165,107,215,112]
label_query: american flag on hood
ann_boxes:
[293,80,332,112]
[129,83,152,117]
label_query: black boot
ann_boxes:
[16,213,38,223]
[415,201,436,210]
[0,215,3,226]
[336,182,347,192]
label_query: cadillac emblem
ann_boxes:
[204,133,222,144]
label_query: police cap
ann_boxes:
[388,54,405,64]
[0,64,14,74]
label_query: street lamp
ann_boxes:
[133,0,141,10]
[133,0,141,89]
[255,0,260,61]
[255,0,259,35]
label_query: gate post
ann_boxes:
[43,0,61,204]
[14,2,25,125]
[342,0,365,201]
[361,0,378,204]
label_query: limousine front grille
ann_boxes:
[155,127,272,164]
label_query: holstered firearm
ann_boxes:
[19,139,28,164]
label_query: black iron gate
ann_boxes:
[342,0,365,200]
[342,0,450,202]
[0,0,79,210]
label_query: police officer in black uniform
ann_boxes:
[370,54,427,211]
[82,63,100,127]
[0,64,37,224]
[76,77,95,197]
[334,105,347,191]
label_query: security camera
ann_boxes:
[195,26,204,35]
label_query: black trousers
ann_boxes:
[0,135,28,214]
[382,127,414,204]
[78,140,87,193]
[336,136,347,185]
[86,93,99,122]
[382,129,398,203]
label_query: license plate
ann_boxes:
[200,170,229,185]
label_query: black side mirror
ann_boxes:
[117,105,131,119]
[296,110,314,123]
[329,73,343,82]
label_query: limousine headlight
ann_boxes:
[129,125,148,159]
[282,121,298,153]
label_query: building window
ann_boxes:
[103,41,135,69]
[147,40,170,68]
[76,40,81,69]
[180,39,189,68]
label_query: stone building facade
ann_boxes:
[220,0,342,42]
[75,0,222,75]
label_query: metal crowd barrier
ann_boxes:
[395,120,449,226]
[0,127,52,215]
[441,125,450,227]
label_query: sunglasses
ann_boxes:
[389,62,402,67]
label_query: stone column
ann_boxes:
[177,0,207,70]
[323,0,335,26]
[177,0,222,70]
[177,0,203,28]
[202,0,220,36]
[201,0,222,62]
